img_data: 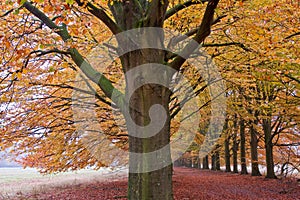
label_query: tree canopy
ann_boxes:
[0,0,299,199]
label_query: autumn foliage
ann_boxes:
[0,0,299,198]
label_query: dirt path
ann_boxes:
[6,167,300,200]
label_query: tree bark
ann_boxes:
[124,47,174,199]
[240,118,248,174]
[211,153,216,170]
[127,82,173,199]
[203,155,209,169]
[232,114,239,173]
[215,149,221,171]
[197,157,201,169]
[224,138,231,172]
[263,118,277,179]
[249,118,261,176]
[224,118,231,172]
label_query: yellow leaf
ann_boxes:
[17,72,22,80]
[62,62,68,68]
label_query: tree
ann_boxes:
[239,117,248,174]
[205,0,300,178]
[249,110,262,176]
[232,113,239,173]
[223,117,231,172]
[1,0,222,199]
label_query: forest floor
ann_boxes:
[4,167,300,200]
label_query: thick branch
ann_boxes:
[169,0,220,71]
[23,2,71,41]
[165,0,208,20]
[146,0,169,27]
[69,48,125,110]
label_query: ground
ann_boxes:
[3,167,300,200]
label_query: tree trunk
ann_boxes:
[197,157,201,169]
[127,85,173,199]
[224,118,231,172]
[232,114,239,173]
[250,119,261,176]
[215,150,221,171]
[211,153,216,170]
[125,48,174,199]
[263,118,277,179]
[240,118,248,174]
[225,137,231,172]
[203,155,209,169]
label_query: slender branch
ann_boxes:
[284,73,300,84]
[1,4,25,18]
[275,142,300,147]
[0,8,15,18]
[167,15,226,50]
[31,49,71,57]
[203,42,251,51]
[31,82,112,107]
[285,32,300,39]
[75,0,122,34]
[165,0,208,20]
[167,41,250,60]
[23,48,70,70]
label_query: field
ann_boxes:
[0,167,127,199]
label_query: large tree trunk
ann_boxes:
[249,118,261,176]
[124,47,174,199]
[240,118,248,174]
[127,83,173,199]
[263,118,277,179]
[232,114,239,173]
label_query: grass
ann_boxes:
[0,167,127,199]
